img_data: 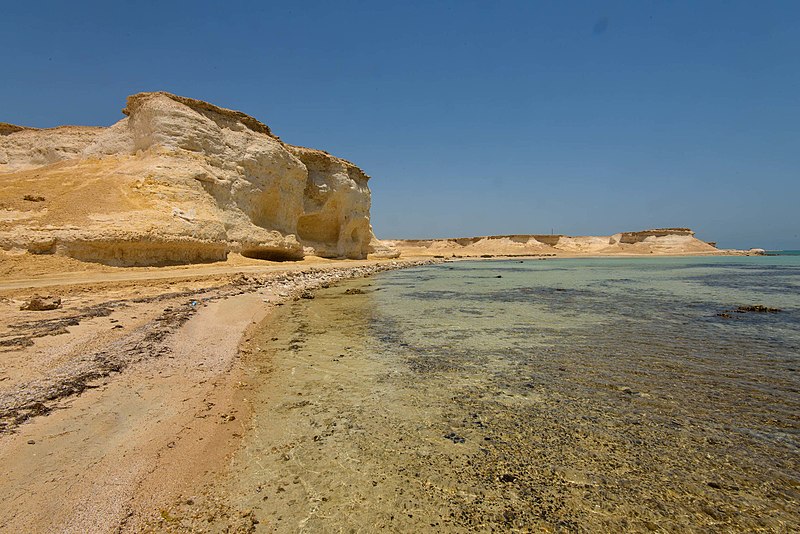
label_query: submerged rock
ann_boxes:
[717,304,781,317]
[444,432,466,444]
[735,305,781,313]
[343,288,365,295]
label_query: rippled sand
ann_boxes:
[225,257,799,532]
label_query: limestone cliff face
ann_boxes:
[0,125,105,172]
[0,92,387,265]
[286,146,372,259]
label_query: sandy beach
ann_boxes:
[0,256,434,532]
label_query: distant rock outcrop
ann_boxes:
[0,92,395,265]
[385,229,723,257]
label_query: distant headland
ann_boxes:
[2,93,759,272]
[385,228,763,258]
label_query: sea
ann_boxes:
[229,255,799,532]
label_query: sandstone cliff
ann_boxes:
[1,92,392,265]
[385,228,722,257]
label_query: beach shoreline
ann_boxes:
[0,257,435,532]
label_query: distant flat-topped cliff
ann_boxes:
[385,228,728,257]
[0,92,395,265]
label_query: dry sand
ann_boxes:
[0,254,434,532]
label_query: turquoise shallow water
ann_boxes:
[235,256,800,532]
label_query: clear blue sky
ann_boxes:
[2,1,798,249]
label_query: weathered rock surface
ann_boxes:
[19,295,62,311]
[286,145,371,259]
[367,233,402,258]
[1,92,392,265]
[386,228,723,257]
[0,124,105,172]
